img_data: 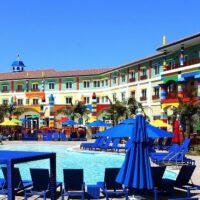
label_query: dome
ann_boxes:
[11,60,25,67]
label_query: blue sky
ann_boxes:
[0,0,200,72]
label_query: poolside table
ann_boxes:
[0,150,57,200]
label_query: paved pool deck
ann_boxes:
[0,140,200,199]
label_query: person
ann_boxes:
[0,133,3,145]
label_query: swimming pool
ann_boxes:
[0,144,177,184]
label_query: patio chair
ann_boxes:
[1,167,32,194]
[62,169,85,200]
[160,165,198,198]
[98,168,128,200]
[24,168,62,200]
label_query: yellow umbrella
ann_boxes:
[11,118,21,124]
[150,119,169,128]
[0,120,18,126]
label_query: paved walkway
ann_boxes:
[0,140,200,199]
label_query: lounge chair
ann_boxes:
[24,168,62,200]
[90,137,107,150]
[101,138,121,151]
[96,137,113,151]
[52,132,59,141]
[113,138,132,152]
[161,137,173,150]
[0,167,32,195]
[154,137,164,150]
[98,168,128,200]
[60,132,66,141]
[62,169,85,200]
[160,165,198,198]
[80,137,101,149]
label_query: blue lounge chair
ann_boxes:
[98,168,128,200]
[52,132,59,141]
[154,137,164,150]
[60,132,66,141]
[160,165,197,198]
[161,137,173,150]
[0,167,32,195]
[101,138,121,151]
[90,137,107,150]
[96,137,113,151]
[80,137,101,149]
[24,168,62,200]
[113,138,132,152]
[62,169,85,200]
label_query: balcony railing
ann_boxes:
[165,58,200,71]
[166,91,178,99]
[1,90,9,93]
[140,96,147,101]
[140,75,147,80]
[129,78,136,82]
[31,89,40,92]
[16,89,24,92]
[152,95,160,100]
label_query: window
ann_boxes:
[66,97,72,104]
[142,89,147,97]
[93,80,100,87]
[84,97,90,104]
[105,79,108,86]
[130,71,136,79]
[96,97,100,104]
[17,84,23,91]
[121,92,126,101]
[66,81,72,89]
[101,80,104,87]
[141,68,147,76]
[154,87,159,96]
[112,93,116,102]
[83,81,90,88]
[168,60,175,68]
[2,99,8,105]
[17,99,23,105]
[33,98,39,105]
[32,83,39,91]
[153,64,160,75]
[113,76,117,84]
[2,85,8,92]
[102,96,108,103]
[121,74,126,82]
[131,91,135,98]
[49,82,55,90]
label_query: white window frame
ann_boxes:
[49,82,55,90]
[65,97,72,104]
[84,97,90,104]
[66,81,72,89]
[2,85,8,91]
[83,81,90,88]
[93,80,100,88]
[17,99,23,105]
[33,98,39,105]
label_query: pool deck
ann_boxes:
[0,140,200,199]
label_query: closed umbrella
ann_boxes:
[116,114,153,189]
[0,120,18,126]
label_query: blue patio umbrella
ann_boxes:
[95,118,173,138]
[20,118,30,123]
[116,114,153,189]
[86,120,110,127]
[62,120,78,126]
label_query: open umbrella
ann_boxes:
[0,120,18,126]
[11,118,21,124]
[86,120,110,127]
[150,119,169,128]
[95,118,173,138]
[62,120,78,126]
[20,118,30,123]
[116,114,153,190]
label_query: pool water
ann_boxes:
[0,144,177,184]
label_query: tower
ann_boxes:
[12,55,25,72]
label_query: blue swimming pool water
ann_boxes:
[0,144,177,184]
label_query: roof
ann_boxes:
[12,60,25,67]
[0,68,113,81]
[157,32,200,52]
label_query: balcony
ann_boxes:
[166,91,178,99]
[140,75,147,80]
[165,58,200,71]
[129,78,136,82]
[31,89,40,92]
[152,95,160,100]
[1,90,9,93]
[140,96,147,101]
[16,89,24,92]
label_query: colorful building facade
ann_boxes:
[1,33,200,129]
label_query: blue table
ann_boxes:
[0,150,56,200]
